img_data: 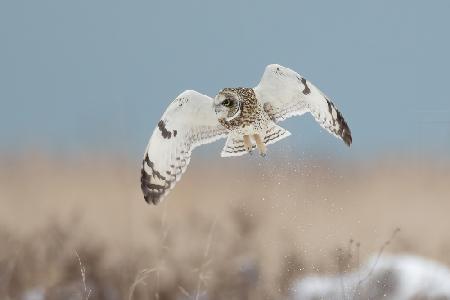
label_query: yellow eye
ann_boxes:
[222,99,232,107]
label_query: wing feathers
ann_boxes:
[141,90,227,204]
[322,97,352,146]
[255,64,352,146]
[142,66,352,204]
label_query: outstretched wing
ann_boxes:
[141,90,227,204]
[254,64,352,146]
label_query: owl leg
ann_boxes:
[243,135,253,154]
[253,134,267,157]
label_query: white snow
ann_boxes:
[291,254,450,300]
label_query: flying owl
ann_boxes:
[141,64,352,204]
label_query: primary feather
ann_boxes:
[254,64,352,146]
[141,90,227,204]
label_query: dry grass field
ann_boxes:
[1,153,450,299]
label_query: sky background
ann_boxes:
[1,0,449,161]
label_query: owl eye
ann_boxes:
[222,99,233,107]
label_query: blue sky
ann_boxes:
[1,1,449,160]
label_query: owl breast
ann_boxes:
[218,87,271,135]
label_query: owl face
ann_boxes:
[214,89,242,121]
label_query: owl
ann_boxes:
[141,64,352,204]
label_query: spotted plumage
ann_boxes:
[141,64,352,204]
[218,88,270,134]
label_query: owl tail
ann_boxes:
[220,123,291,158]
[221,133,253,157]
[263,123,291,146]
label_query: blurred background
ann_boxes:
[1,1,449,299]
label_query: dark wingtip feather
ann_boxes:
[324,97,352,148]
[343,132,352,147]
[140,164,164,205]
[332,105,352,147]
[341,120,352,147]
[141,182,162,205]
[143,193,160,205]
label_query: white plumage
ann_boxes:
[141,64,352,204]
[255,64,352,144]
[141,90,227,203]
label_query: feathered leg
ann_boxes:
[253,134,267,157]
[243,135,253,154]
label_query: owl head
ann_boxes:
[214,88,243,121]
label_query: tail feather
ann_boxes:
[264,124,291,145]
[220,123,290,157]
[221,134,255,157]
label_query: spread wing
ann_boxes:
[141,90,227,204]
[254,64,352,146]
